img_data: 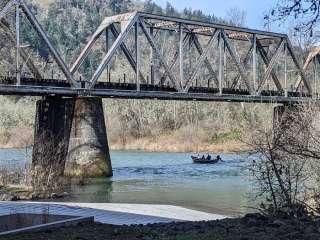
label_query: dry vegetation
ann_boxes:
[0,95,274,152]
[247,103,320,218]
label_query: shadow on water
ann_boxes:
[62,178,114,203]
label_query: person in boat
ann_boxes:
[216,155,222,162]
[206,154,212,161]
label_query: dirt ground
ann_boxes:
[2,214,320,240]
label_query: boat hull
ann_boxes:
[192,156,219,164]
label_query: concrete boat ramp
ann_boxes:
[0,202,227,225]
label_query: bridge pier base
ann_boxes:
[65,97,112,177]
[32,97,74,192]
[32,97,112,184]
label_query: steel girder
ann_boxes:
[72,11,313,97]
[0,0,77,86]
[0,3,317,102]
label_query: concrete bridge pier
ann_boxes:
[65,97,112,177]
[32,97,75,191]
[32,97,112,183]
[273,105,297,129]
[273,105,286,128]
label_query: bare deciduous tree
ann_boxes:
[225,7,247,27]
[248,103,320,218]
[267,0,320,35]
[32,131,67,198]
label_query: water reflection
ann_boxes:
[62,178,114,203]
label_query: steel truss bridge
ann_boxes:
[0,0,320,103]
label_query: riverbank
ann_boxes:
[0,127,249,153]
[110,135,249,153]
[3,213,320,240]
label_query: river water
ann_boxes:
[0,149,254,216]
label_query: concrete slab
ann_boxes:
[0,215,93,236]
[0,202,227,225]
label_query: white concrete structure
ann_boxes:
[0,202,227,225]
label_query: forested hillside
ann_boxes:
[0,0,276,152]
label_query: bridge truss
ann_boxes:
[0,0,319,103]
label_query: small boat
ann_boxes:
[192,155,222,164]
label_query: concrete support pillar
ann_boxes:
[32,97,112,186]
[273,105,286,128]
[273,105,301,147]
[65,97,112,177]
[32,97,74,192]
[273,105,297,129]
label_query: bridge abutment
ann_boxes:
[32,97,112,184]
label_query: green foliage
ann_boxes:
[210,129,242,143]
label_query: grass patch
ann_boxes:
[211,129,242,143]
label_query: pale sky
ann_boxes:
[153,0,279,30]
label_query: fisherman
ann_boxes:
[207,154,211,161]
[217,155,222,162]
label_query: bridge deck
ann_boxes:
[0,77,312,103]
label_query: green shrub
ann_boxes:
[211,129,242,143]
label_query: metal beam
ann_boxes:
[284,43,287,97]
[230,42,254,89]
[179,23,184,88]
[89,14,139,89]
[0,8,316,102]
[15,3,20,85]
[135,21,140,91]
[257,39,284,93]
[289,40,312,94]
[218,32,224,95]
[139,18,181,91]
[221,30,252,93]
[109,24,146,83]
[70,13,138,75]
[184,30,219,92]
[252,34,257,93]
[20,0,77,87]
[70,26,105,74]
[150,27,155,85]
[0,83,314,104]
[139,12,287,39]
[159,33,191,85]
[0,20,42,79]
[192,35,220,87]
[314,56,317,97]
[256,39,283,92]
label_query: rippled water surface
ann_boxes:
[0,149,254,216]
